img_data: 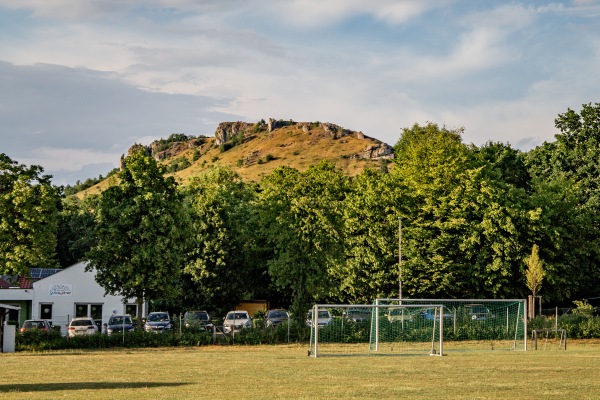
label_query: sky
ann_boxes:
[1,0,599,186]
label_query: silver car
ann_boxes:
[306,309,333,327]
[223,310,252,334]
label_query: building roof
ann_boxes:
[0,268,62,289]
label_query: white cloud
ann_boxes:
[1,1,600,184]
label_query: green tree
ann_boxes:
[393,124,530,298]
[86,148,189,325]
[0,154,59,276]
[183,166,265,313]
[257,162,348,317]
[336,169,408,302]
[526,103,600,300]
[525,244,544,296]
[56,195,98,267]
[526,176,590,301]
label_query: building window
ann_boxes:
[40,304,53,320]
[8,305,19,325]
[75,303,88,318]
[90,304,102,320]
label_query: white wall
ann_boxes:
[32,261,142,334]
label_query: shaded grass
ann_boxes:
[1,341,599,399]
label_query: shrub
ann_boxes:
[192,149,202,162]
[528,314,600,339]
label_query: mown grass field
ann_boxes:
[1,341,599,399]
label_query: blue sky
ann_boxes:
[1,0,599,185]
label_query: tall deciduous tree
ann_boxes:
[0,154,59,276]
[56,195,98,268]
[257,162,348,317]
[86,148,189,325]
[337,169,408,302]
[393,124,530,298]
[183,166,265,313]
[526,103,600,300]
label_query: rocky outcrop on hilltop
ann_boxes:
[214,117,394,161]
[354,143,394,160]
[215,122,254,146]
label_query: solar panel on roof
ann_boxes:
[29,268,62,279]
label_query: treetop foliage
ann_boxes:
[0,153,59,276]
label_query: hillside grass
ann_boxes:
[1,341,599,399]
[76,124,389,198]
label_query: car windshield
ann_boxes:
[24,321,46,329]
[71,320,93,326]
[188,312,209,321]
[228,312,249,320]
[268,311,288,319]
[307,310,332,319]
[148,313,169,322]
[109,316,132,325]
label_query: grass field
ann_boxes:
[1,341,599,399]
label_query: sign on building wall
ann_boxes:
[49,284,72,296]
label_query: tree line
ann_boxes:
[2,103,600,319]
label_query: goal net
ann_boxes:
[308,304,444,357]
[375,298,527,351]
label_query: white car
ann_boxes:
[223,310,252,334]
[306,309,333,327]
[68,317,99,337]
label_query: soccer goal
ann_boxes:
[375,298,528,351]
[308,303,444,357]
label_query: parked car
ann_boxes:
[223,310,252,334]
[106,314,135,335]
[68,317,98,337]
[465,304,493,321]
[306,309,333,327]
[20,320,52,333]
[345,308,372,323]
[386,307,415,323]
[421,307,454,321]
[265,309,289,327]
[144,311,173,333]
[183,310,213,331]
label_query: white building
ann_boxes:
[0,261,146,334]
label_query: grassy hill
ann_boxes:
[76,119,394,197]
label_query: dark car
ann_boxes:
[106,314,135,335]
[183,310,214,331]
[265,309,289,327]
[144,311,173,333]
[20,320,52,333]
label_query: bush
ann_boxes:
[528,314,600,339]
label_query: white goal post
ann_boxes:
[309,303,444,357]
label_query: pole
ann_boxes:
[398,217,402,301]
